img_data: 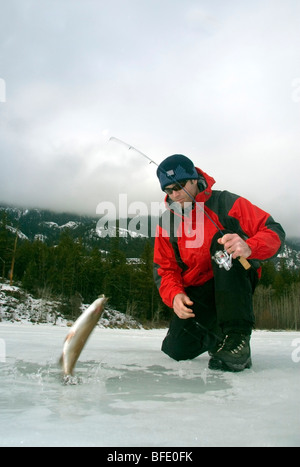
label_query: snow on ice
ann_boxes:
[0,322,299,447]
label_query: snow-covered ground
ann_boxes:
[0,283,141,328]
[0,323,299,447]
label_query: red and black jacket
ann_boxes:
[153,168,285,308]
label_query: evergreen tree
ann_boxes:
[260,261,277,288]
[21,240,50,294]
[82,248,105,301]
[274,259,294,297]
[53,231,85,298]
[104,234,129,311]
[0,212,14,280]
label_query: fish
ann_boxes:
[60,295,107,378]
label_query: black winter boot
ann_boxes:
[208,332,252,372]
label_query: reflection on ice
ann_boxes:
[105,363,230,403]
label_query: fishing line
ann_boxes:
[183,320,223,346]
[109,136,223,234]
[109,136,251,271]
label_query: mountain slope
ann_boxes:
[0,204,153,258]
[1,203,299,268]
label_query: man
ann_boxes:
[153,154,285,371]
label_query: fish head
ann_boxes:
[93,295,108,313]
[86,295,108,323]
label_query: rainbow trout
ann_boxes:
[60,295,107,377]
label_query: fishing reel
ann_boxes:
[212,249,233,271]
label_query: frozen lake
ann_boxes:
[0,323,299,447]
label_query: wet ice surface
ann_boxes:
[0,323,299,447]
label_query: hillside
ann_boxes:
[0,281,142,329]
[1,203,299,331]
[0,204,154,259]
[1,203,299,267]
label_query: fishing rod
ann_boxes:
[109,136,251,271]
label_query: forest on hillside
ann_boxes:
[0,212,299,329]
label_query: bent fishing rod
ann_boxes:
[109,136,251,271]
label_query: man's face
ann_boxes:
[164,179,199,207]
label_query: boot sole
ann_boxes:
[208,356,252,372]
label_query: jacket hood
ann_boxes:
[194,167,216,202]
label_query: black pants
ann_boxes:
[161,232,259,361]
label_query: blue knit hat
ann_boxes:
[156,154,198,191]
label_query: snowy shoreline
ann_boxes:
[0,282,144,329]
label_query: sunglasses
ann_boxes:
[164,180,188,195]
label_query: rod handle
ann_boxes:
[238,256,251,270]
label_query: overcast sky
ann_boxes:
[0,0,299,237]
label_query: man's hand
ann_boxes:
[218,233,252,259]
[173,293,195,319]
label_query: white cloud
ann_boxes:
[0,0,299,237]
